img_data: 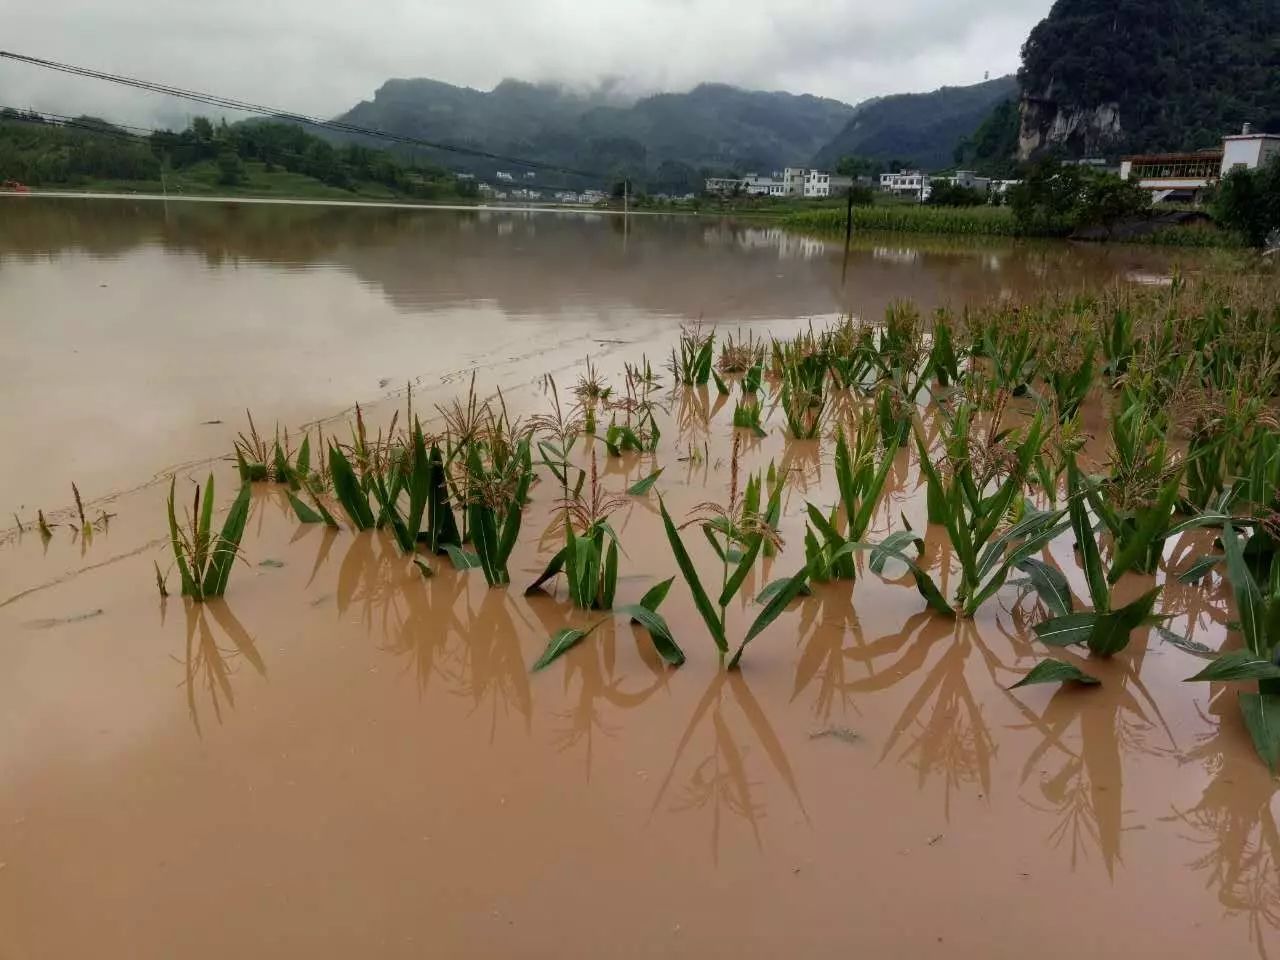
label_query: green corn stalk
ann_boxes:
[657,478,805,668]
[527,519,620,611]
[857,405,1067,617]
[1182,521,1280,771]
[165,473,252,601]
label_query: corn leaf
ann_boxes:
[1178,555,1221,584]
[1016,558,1074,618]
[1239,693,1280,773]
[202,481,252,597]
[628,468,664,495]
[755,577,813,604]
[658,495,727,653]
[617,603,685,666]
[1222,521,1266,656]
[602,539,619,609]
[526,547,568,595]
[444,544,483,570]
[639,577,675,611]
[1035,612,1099,647]
[166,476,197,596]
[329,446,374,530]
[532,623,600,672]
[1155,627,1217,659]
[1068,468,1109,612]
[469,503,506,586]
[287,492,324,524]
[1086,588,1161,657]
[729,566,810,668]
[1186,650,1280,682]
[1009,659,1101,690]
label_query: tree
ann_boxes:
[1213,158,1280,247]
[1008,161,1086,235]
[1074,173,1151,237]
[215,149,246,186]
[927,181,987,207]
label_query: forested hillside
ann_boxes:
[812,76,1018,172]
[1017,0,1280,157]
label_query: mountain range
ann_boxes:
[332,76,1004,187]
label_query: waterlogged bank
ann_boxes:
[2,199,1274,960]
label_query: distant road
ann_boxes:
[0,190,681,216]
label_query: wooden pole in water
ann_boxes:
[844,186,854,248]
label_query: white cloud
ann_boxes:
[0,0,1052,126]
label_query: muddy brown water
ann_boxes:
[1,197,1275,959]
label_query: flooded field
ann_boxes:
[1,197,1276,959]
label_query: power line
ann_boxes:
[0,49,613,183]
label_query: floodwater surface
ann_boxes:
[1,197,1275,959]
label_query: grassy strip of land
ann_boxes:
[782,200,1238,246]
[63,160,448,204]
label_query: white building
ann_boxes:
[495,171,515,183]
[948,170,992,193]
[1120,125,1280,201]
[1222,127,1280,174]
[803,170,832,197]
[880,170,929,199]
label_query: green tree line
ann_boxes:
[0,109,474,199]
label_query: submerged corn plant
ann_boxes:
[779,350,826,440]
[1183,521,1280,771]
[804,420,898,582]
[1020,461,1163,665]
[164,473,252,600]
[527,449,683,668]
[862,400,1067,618]
[1086,390,1201,580]
[527,447,625,610]
[657,435,808,668]
[671,325,715,385]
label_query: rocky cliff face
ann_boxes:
[1017,97,1122,160]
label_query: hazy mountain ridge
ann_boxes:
[812,76,1019,172]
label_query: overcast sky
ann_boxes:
[0,0,1053,127]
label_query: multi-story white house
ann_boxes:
[880,170,929,199]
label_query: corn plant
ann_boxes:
[803,421,898,582]
[1086,391,1195,579]
[657,437,807,667]
[1021,464,1163,662]
[165,473,252,600]
[672,326,715,385]
[779,352,826,440]
[1183,521,1280,771]
[732,398,766,437]
[527,446,624,610]
[863,403,1067,618]
[927,310,964,387]
[532,576,684,670]
[1098,303,1134,379]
